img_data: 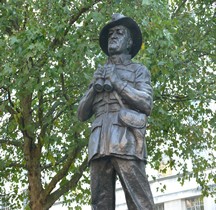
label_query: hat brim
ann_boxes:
[99,17,142,58]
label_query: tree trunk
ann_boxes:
[28,148,44,210]
[24,136,44,210]
[21,94,45,209]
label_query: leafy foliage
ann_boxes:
[0,0,215,209]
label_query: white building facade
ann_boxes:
[115,171,216,210]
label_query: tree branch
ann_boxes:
[1,86,20,114]
[64,0,102,36]
[0,139,23,147]
[37,86,44,128]
[171,0,188,19]
[4,104,17,116]
[34,0,103,76]
[41,101,65,132]
[44,158,88,210]
[60,73,69,101]
[43,146,83,198]
[43,101,64,120]
[22,3,28,30]
[42,107,65,134]
[41,153,69,170]
[0,161,25,170]
[50,0,102,49]
[154,93,195,102]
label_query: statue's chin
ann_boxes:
[108,47,119,56]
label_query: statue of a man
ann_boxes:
[78,14,154,210]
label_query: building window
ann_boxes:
[155,203,164,210]
[185,196,204,210]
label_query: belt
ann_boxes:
[94,103,122,117]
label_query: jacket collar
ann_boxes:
[107,54,132,65]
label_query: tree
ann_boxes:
[0,0,215,209]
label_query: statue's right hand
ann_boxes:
[93,64,105,93]
[93,64,104,80]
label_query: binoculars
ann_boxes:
[94,65,115,92]
[94,78,113,92]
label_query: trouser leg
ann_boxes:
[90,157,116,210]
[111,157,155,210]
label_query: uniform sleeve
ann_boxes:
[77,84,96,122]
[115,65,153,116]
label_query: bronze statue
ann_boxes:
[78,14,155,210]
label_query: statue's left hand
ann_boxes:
[104,64,120,86]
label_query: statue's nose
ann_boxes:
[110,31,117,39]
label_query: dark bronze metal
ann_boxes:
[93,78,104,92]
[78,13,155,210]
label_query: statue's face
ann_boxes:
[108,25,132,56]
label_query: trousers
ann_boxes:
[90,157,155,210]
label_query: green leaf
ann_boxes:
[142,0,151,5]
[0,1,215,209]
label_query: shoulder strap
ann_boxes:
[113,91,125,108]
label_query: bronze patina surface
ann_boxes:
[78,14,155,210]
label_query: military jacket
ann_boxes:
[78,58,153,163]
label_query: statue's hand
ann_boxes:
[93,64,105,92]
[104,64,120,86]
[93,64,104,81]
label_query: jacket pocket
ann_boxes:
[118,108,147,128]
[91,117,103,131]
